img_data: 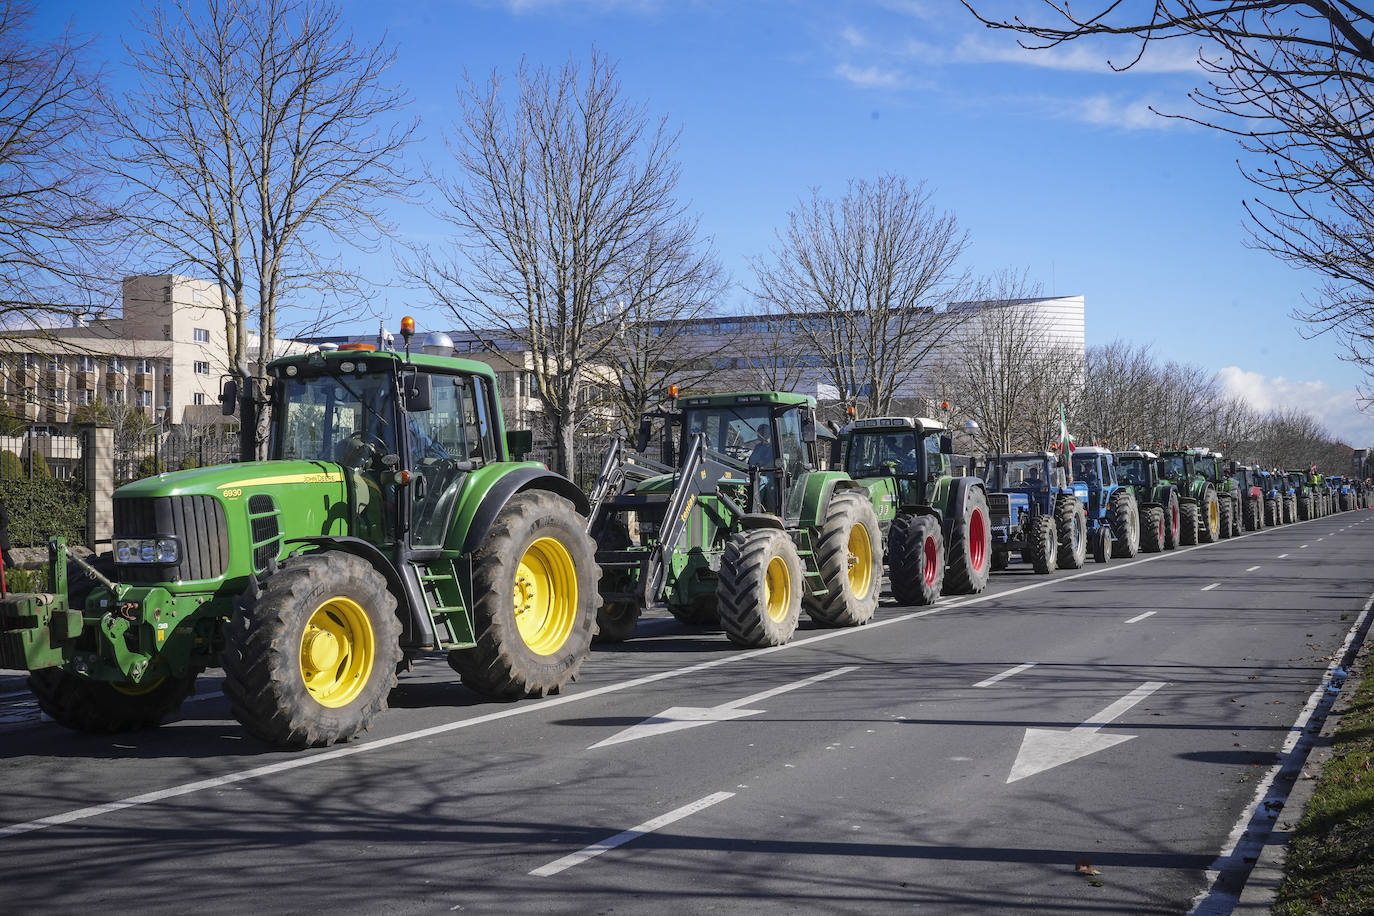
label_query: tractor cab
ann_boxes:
[266,345,507,552]
[984,452,1067,493]
[1114,450,1160,491]
[840,416,950,513]
[1070,447,1115,493]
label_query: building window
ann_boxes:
[76,355,95,372]
[52,388,67,403]
[194,361,211,375]
[192,392,206,406]
[110,389,125,405]
[136,390,152,407]
[193,328,210,342]
[134,358,153,375]
[75,389,92,406]
[20,354,37,370]
[108,358,124,374]
[46,356,62,372]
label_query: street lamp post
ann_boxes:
[154,405,167,474]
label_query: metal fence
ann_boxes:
[0,427,88,548]
[114,425,242,486]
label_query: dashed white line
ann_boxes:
[529,791,735,877]
[1300,544,1309,549]
[1125,611,1156,624]
[973,663,1036,688]
[1277,554,1289,559]
[1201,583,1220,592]
[1245,566,1261,572]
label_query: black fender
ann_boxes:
[943,477,984,544]
[460,466,590,556]
[283,535,433,648]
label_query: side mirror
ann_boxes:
[505,429,532,460]
[219,377,238,416]
[801,410,817,444]
[636,417,653,452]
[939,434,954,455]
[402,372,433,412]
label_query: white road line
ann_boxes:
[1246,566,1261,572]
[1300,544,1309,549]
[1125,611,1155,624]
[1201,583,1219,591]
[1317,537,1324,542]
[1277,554,1289,559]
[1190,590,1374,914]
[973,663,1036,688]
[0,521,1322,841]
[529,791,735,877]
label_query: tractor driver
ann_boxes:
[749,422,775,467]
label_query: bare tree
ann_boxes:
[412,50,709,476]
[960,2,1374,398]
[751,174,972,416]
[934,272,1081,454]
[601,220,726,435]
[107,0,414,387]
[1073,340,1159,448]
[0,0,120,332]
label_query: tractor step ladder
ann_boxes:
[411,559,475,649]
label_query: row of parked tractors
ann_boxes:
[1,330,1366,749]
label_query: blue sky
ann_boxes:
[37,0,1373,444]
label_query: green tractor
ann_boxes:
[1192,449,1240,538]
[1112,449,1182,552]
[585,391,882,647]
[835,416,991,605]
[1159,448,1222,545]
[0,322,600,748]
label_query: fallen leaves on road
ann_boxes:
[1075,859,1102,876]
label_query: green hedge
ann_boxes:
[0,476,87,548]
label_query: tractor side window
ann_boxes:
[775,408,807,472]
[407,374,498,550]
[924,434,944,478]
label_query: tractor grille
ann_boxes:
[987,493,1011,528]
[113,495,229,583]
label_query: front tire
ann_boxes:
[1056,497,1088,569]
[1217,497,1233,540]
[718,528,803,647]
[222,551,402,748]
[30,668,198,734]
[449,491,599,700]
[889,513,944,606]
[1164,491,1181,549]
[1092,526,1112,563]
[805,490,883,627]
[1199,489,1220,543]
[1139,505,1164,553]
[944,486,991,595]
[1028,514,1058,574]
[1108,490,1139,557]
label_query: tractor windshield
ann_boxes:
[1070,455,1101,486]
[1195,456,1220,481]
[984,456,1049,490]
[1161,455,1189,479]
[1116,457,1150,488]
[272,370,399,465]
[683,404,806,471]
[848,429,921,477]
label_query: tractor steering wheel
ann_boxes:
[337,431,385,469]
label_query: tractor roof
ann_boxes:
[998,451,1056,461]
[1115,449,1159,459]
[1071,445,1112,456]
[841,416,946,434]
[269,346,497,380]
[679,390,815,408]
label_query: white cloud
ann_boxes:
[1218,366,1374,445]
[1071,93,1178,131]
[840,25,866,49]
[952,35,1205,75]
[833,62,905,89]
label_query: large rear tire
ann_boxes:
[1298,496,1311,521]
[1028,514,1058,574]
[1199,489,1220,543]
[718,528,803,647]
[1244,497,1258,532]
[1056,497,1088,569]
[1108,490,1139,557]
[805,490,883,627]
[448,491,599,701]
[222,551,402,748]
[944,486,991,595]
[889,513,944,606]
[1139,505,1164,553]
[1217,497,1233,540]
[595,601,641,643]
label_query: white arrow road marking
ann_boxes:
[1006,681,1166,784]
[588,666,858,749]
[530,791,735,877]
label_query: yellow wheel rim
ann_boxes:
[1209,500,1219,531]
[847,523,874,599]
[513,536,578,656]
[112,677,166,697]
[764,554,792,623]
[299,596,375,708]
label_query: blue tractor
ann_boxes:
[1069,446,1140,562]
[1256,469,1287,526]
[982,451,1088,574]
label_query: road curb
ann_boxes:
[1233,631,1372,913]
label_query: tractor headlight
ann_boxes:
[115,537,181,564]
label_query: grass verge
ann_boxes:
[1273,648,1374,915]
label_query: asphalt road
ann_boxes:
[2,509,1371,915]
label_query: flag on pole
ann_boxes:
[1058,404,1076,456]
